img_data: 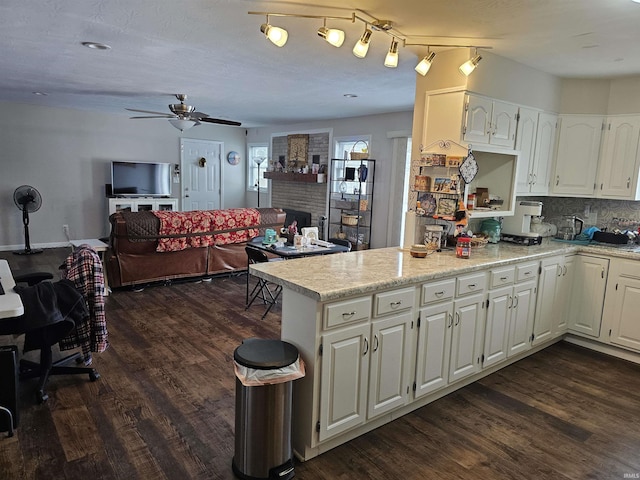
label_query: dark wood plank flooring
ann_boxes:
[1,248,640,479]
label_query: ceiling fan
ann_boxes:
[126,94,241,130]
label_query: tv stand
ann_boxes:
[108,197,179,215]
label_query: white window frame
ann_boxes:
[333,135,373,194]
[247,143,269,192]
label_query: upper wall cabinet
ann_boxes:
[515,109,558,196]
[551,115,604,197]
[463,94,519,149]
[596,115,640,200]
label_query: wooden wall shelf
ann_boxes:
[264,172,319,183]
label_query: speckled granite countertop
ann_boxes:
[250,240,640,302]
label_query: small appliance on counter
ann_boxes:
[555,215,584,241]
[500,201,544,246]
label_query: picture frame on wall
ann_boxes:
[432,176,458,194]
[436,197,457,218]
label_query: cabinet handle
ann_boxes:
[532,173,537,185]
[627,177,631,189]
[455,312,460,326]
[390,301,402,308]
[500,276,508,282]
[508,295,513,308]
[601,267,605,279]
[447,313,453,328]
[373,334,379,352]
[513,296,519,308]
[468,283,477,289]
[557,265,562,277]
[342,311,357,318]
[563,265,567,276]
[524,271,531,276]
[528,172,533,185]
[556,176,560,186]
[435,291,445,297]
[363,337,369,356]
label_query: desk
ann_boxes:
[0,260,23,319]
[247,237,349,258]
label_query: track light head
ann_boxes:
[353,28,372,58]
[318,25,345,47]
[459,54,482,76]
[384,39,399,68]
[260,22,288,47]
[415,51,437,76]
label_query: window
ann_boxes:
[247,143,269,191]
[333,135,372,194]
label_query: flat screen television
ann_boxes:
[111,161,172,197]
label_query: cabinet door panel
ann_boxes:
[484,286,511,368]
[464,96,492,144]
[319,324,369,441]
[530,113,558,195]
[598,116,640,199]
[515,108,539,194]
[508,281,536,357]
[568,256,608,337]
[552,116,603,196]
[610,276,640,351]
[491,101,518,147]
[533,256,561,345]
[450,294,484,382]
[368,313,413,418]
[415,303,453,398]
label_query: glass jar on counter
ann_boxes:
[456,236,471,259]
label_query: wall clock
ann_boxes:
[227,151,241,165]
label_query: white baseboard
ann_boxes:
[0,241,71,252]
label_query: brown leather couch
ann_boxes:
[104,207,286,288]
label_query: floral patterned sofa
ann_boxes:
[104,207,286,288]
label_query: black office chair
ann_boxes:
[245,246,282,319]
[328,238,352,252]
[10,272,100,404]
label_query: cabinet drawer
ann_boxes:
[421,278,455,305]
[324,296,372,330]
[456,272,487,297]
[374,287,415,317]
[516,262,539,283]
[490,267,515,289]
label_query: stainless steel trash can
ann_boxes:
[232,338,300,480]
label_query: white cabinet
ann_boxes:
[108,197,178,215]
[568,255,608,338]
[604,259,640,352]
[516,109,558,195]
[415,279,455,398]
[596,115,640,199]
[319,287,414,441]
[450,293,485,382]
[484,262,538,367]
[533,255,572,345]
[551,115,604,196]
[463,94,519,148]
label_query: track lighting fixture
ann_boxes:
[415,51,436,76]
[260,16,288,47]
[249,9,492,74]
[459,52,483,76]
[384,39,399,68]
[317,19,345,47]
[352,26,372,58]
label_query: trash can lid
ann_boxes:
[234,338,299,370]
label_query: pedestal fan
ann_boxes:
[13,185,43,255]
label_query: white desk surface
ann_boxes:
[0,260,24,319]
[70,238,108,252]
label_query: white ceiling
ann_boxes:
[2,0,640,127]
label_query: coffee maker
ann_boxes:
[501,201,544,245]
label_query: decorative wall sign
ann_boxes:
[227,151,241,165]
[287,134,309,170]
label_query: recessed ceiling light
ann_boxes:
[32,91,48,96]
[81,41,111,50]
[344,93,358,98]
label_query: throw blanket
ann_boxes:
[153,208,261,252]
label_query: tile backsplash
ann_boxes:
[522,196,640,231]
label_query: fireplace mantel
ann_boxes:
[264,172,321,183]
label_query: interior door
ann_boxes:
[180,138,223,211]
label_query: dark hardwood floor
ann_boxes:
[1,248,640,479]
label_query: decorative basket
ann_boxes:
[350,140,369,160]
[341,214,360,226]
[470,236,489,249]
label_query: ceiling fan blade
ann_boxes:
[200,117,242,127]
[191,111,209,118]
[129,115,174,119]
[126,108,174,116]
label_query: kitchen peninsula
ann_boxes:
[250,242,640,461]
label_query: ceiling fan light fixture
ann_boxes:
[260,22,288,47]
[459,53,482,76]
[415,51,436,76]
[353,28,372,58]
[384,39,399,68]
[169,118,197,132]
[318,25,345,48]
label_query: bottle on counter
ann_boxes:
[456,236,471,259]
